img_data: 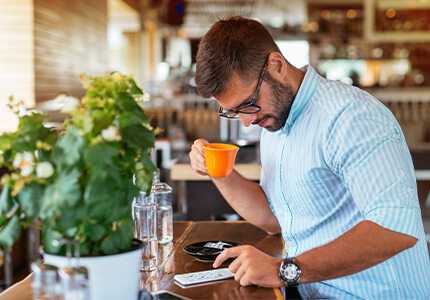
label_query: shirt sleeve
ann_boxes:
[324,97,421,239]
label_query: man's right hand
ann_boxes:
[189,139,209,176]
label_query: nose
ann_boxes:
[239,113,257,127]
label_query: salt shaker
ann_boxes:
[31,260,60,300]
[58,267,89,300]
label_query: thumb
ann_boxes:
[195,138,209,146]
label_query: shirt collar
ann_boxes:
[281,65,320,132]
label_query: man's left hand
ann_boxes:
[213,245,285,288]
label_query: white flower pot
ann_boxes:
[43,242,142,300]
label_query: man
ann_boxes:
[189,16,430,298]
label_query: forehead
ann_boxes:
[215,72,254,110]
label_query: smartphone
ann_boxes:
[151,290,191,300]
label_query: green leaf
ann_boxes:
[121,124,155,151]
[42,228,63,254]
[115,94,149,123]
[92,110,112,132]
[0,214,6,227]
[0,134,12,152]
[55,128,86,167]
[84,143,120,171]
[11,127,57,153]
[36,149,52,161]
[105,192,132,223]
[83,182,112,216]
[118,111,148,128]
[100,235,116,255]
[129,79,143,95]
[63,227,78,238]
[17,113,48,134]
[55,204,86,231]
[0,184,14,216]
[0,215,21,249]
[85,223,106,241]
[135,154,157,194]
[114,220,134,249]
[82,144,123,218]
[100,220,134,255]
[40,168,81,218]
[78,242,89,257]
[17,181,45,218]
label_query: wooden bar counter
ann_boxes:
[142,221,285,300]
[0,221,286,300]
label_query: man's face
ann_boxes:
[216,70,295,132]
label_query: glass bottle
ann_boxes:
[151,170,173,244]
[133,192,158,271]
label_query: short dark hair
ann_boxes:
[195,16,281,98]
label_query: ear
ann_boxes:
[267,52,288,80]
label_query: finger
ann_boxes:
[196,170,208,176]
[195,150,207,167]
[234,265,246,283]
[195,138,209,146]
[189,146,208,174]
[228,256,241,274]
[194,139,209,156]
[239,274,252,287]
[213,246,243,268]
[190,144,206,164]
[191,155,208,174]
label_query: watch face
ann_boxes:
[284,264,299,280]
[280,258,301,286]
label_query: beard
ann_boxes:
[253,71,295,132]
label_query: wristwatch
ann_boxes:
[279,257,301,287]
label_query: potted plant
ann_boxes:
[0,72,158,299]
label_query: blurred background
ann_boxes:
[0,0,429,289]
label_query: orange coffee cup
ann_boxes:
[202,143,239,177]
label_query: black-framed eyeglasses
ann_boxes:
[218,65,265,119]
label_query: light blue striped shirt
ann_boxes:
[260,66,430,299]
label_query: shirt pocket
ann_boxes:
[288,169,339,220]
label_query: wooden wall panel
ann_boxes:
[0,0,34,133]
[0,0,109,133]
[34,0,108,102]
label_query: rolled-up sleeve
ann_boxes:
[325,99,421,238]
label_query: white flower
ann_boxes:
[142,93,150,102]
[36,162,54,178]
[21,165,34,176]
[13,153,23,169]
[13,152,35,176]
[101,126,121,142]
[132,93,150,103]
[22,152,34,163]
[56,94,80,113]
[79,115,94,135]
[21,152,35,176]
